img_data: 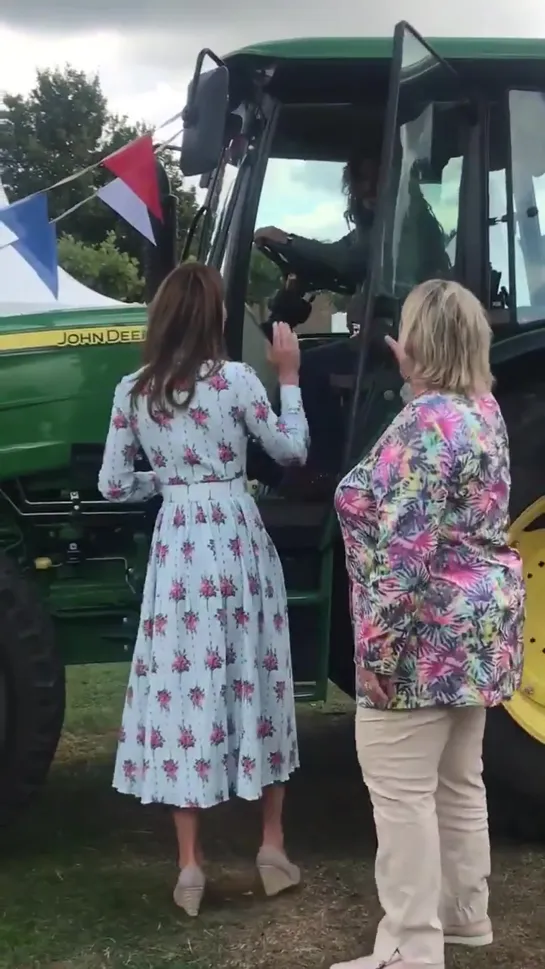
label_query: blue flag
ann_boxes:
[0,193,58,297]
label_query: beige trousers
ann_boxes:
[356,706,490,969]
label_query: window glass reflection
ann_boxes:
[488,168,511,312]
[204,161,238,269]
[509,90,545,322]
[384,103,465,297]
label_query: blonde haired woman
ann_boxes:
[333,280,525,969]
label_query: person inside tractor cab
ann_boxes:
[252,155,378,480]
[264,157,453,477]
[254,154,379,290]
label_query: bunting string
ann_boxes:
[0,107,184,206]
[0,107,185,296]
[52,125,185,224]
[0,123,185,255]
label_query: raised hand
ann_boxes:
[267,321,300,385]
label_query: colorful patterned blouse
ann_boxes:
[335,391,525,710]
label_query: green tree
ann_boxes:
[0,67,107,223]
[57,232,144,303]
[246,249,283,322]
[0,66,199,267]
[329,292,350,313]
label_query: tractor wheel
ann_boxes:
[483,388,545,837]
[0,551,65,826]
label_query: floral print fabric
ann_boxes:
[98,362,309,807]
[335,392,525,710]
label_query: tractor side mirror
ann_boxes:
[180,49,230,177]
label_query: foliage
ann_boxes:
[0,64,268,304]
[0,67,107,224]
[329,292,350,313]
[246,248,283,318]
[57,232,144,303]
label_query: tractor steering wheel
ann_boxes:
[256,239,294,275]
[256,237,355,296]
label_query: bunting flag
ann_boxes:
[0,193,58,296]
[97,177,156,244]
[102,133,162,219]
[0,128,174,267]
[0,112,182,254]
[97,134,163,245]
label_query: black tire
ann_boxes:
[483,387,545,838]
[484,708,545,840]
[0,551,65,826]
[501,387,545,522]
[328,542,356,697]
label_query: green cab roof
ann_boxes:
[225,35,545,63]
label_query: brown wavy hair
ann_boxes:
[130,262,225,419]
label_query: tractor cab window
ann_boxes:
[247,103,384,303]
[241,154,351,400]
[239,103,385,396]
[509,90,545,323]
[206,160,238,269]
[379,101,467,299]
[252,156,350,328]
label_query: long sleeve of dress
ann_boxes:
[354,407,453,676]
[236,363,309,466]
[98,379,158,502]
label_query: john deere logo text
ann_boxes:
[0,322,147,353]
[57,326,146,346]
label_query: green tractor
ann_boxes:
[2,22,545,832]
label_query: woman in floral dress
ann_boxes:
[332,280,525,969]
[98,263,308,916]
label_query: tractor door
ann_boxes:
[257,24,472,701]
[325,24,474,695]
[343,22,466,468]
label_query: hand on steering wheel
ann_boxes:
[254,226,355,296]
[254,226,289,246]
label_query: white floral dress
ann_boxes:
[98,361,309,808]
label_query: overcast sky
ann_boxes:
[1,1,545,125]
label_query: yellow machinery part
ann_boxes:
[505,496,545,743]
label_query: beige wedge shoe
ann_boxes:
[173,864,206,917]
[257,846,301,897]
[443,917,493,947]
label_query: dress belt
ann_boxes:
[160,479,248,501]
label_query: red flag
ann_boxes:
[102,134,162,221]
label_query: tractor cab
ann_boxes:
[176,23,545,701]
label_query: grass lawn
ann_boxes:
[1,666,545,969]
